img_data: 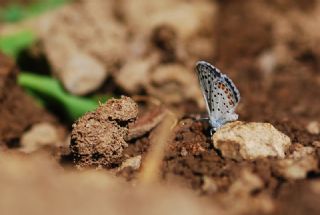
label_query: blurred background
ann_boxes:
[1,0,319,123]
[0,0,320,215]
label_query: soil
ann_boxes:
[120,0,320,213]
[1,0,320,214]
[0,53,56,147]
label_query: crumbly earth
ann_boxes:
[119,1,320,214]
[70,96,138,168]
[1,0,320,214]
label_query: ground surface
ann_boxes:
[1,0,320,215]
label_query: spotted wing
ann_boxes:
[210,75,240,120]
[195,61,240,120]
[195,61,222,117]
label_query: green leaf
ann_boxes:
[1,0,72,23]
[0,30,36,58]
[1,4,26,22]
[18,72,108,121]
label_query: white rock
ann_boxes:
[257,50,277,76]
[229,169,264,196]
[20,123,63,153]
[61,52,107,95]
[115,59,151,94]
[212,121,291,160]
[306,121,320,135]
[312,141,320,148]
[288,145,314,160]
[118,155,142,171]
[202,176,218,194]
[274,155,318,180]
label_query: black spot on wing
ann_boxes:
[223,76,240,103]
[196,61,221,78]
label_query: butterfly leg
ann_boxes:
[197,117,210,121]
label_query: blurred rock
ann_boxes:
[306,121,320,135]
[229,169,264,196]
[288,144,315,159]
[257,50,277,76]
[127,106,166,141]
[37,0,127,95]
[212,121,291,160]
[71,96,138,168]
[119,0,216,40]
[146,64,203,107]
[273,155,318,180]
[61,52,107,95]
[20,122,65,153]
[216,169,274,215]
[118,155,141,171]
[33,0,216,110]
[275,143,317,180]
[312,141,320,148]
[202,176,218,194]
[115,59,153,94]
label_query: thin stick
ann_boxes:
[139,110,177,184]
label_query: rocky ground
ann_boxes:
[0,0,320,215]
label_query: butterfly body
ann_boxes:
[195,61,240,131]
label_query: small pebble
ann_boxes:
[306,121,320,135]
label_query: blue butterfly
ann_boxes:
[195,61,240,131]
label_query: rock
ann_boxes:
[274,143,318,180]
[115,59,153,94]
[273,155,318,180]
[220,169,274,214]
[257,50,277,76]
[127,106,166,140]
[38,0,127,95]
[146,64,204,107]
[20,123,65,153]
[202,176,218,194]
[61,52,107,95]
[118,155,142,171]
[229,169,264,196]
[306,121,320,135]
[312,141,320,148]
[288,144,314,159]
[212,121,291,160]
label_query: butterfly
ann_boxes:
[195,61,240,132]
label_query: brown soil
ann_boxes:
[118,0,320,213]
[0,53,56,147]
[1,0,320,214]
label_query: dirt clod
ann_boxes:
[70,96,138,168]
[96,96,139,121]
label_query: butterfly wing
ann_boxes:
[211,76,240,118]
[195,61,221,117]
[195,61,240,127]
